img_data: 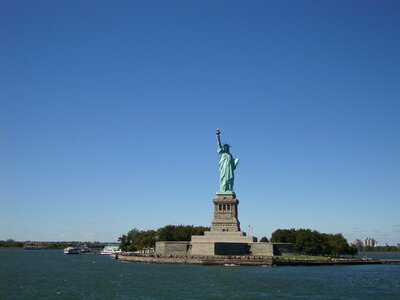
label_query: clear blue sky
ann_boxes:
[1,0,399,244]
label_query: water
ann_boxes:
[1,249,399,299]
[357,251,400,260]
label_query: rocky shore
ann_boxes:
[115,253,384,267]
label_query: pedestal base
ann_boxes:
[211,193,241,232]
[190,231,257,256]
[188,192,256,256]
[192,231,255,243]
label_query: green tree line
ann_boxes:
[0,240,109,250]
[271,228,358,256]
[0,239,24,248]
[118,225,209,252]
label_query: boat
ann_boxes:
[224,263,237,267]
[63,247,81,254]
[79,246,92,253]
[101,245,121,255]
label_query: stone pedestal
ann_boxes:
[211,193,240,232]
[191,231,255,243]
[190,192,256,256]
[190,233,256,256]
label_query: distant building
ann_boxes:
[363,237,378,247]
[351,239,363,248]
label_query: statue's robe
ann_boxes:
[218,147,236,192]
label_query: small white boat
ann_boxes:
[63,247,81,254]
[101,245,121,255]
[224,263,237,267]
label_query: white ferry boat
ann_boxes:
[101,245,121,255]
[63,247,81,254]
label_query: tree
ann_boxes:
[260,236,269,243]
[271,229,296,243]
[294,229,322,255]
[348,245,358,256]
[119,225,210,252]
[328,234,350,257]
[118,229,157,252]
[270,228,355,256]
[157,225,209,242]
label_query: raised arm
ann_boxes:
[216,128,223,151]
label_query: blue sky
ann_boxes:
[1,0,399,244]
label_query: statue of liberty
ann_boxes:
[216,128,239,193]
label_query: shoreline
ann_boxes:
[115,254,391,267]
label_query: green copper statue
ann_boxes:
[216,128,239,193]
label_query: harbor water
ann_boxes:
[1,249,399,299]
